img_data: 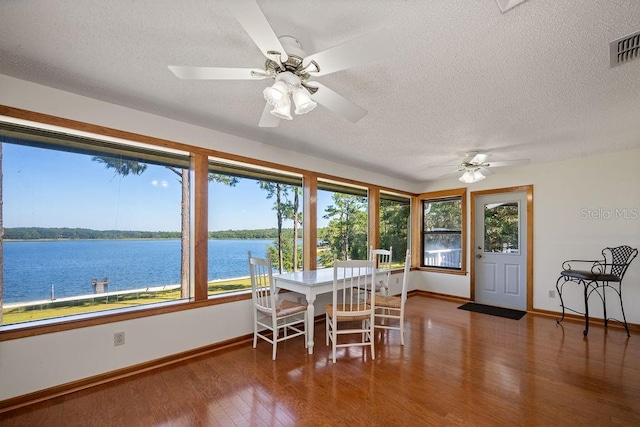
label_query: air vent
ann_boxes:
[610,30,640,68]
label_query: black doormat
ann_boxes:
[458,302,526,320]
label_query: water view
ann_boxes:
[3,239,271,303]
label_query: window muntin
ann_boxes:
[207,159,303,297]
[1,133,191,326]
[422,197,462,270]
[380,192,411,268]
[317,179,368,267]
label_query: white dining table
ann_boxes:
[273,267,377,354]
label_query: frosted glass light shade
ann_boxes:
[292,88,317,115]
[459,170,486,183]
[270,96,292,120]
[473,170,486,181]
[263,81,288,106]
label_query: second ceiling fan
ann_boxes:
[168,0,396,127]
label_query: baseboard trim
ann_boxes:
[0,333,253,414]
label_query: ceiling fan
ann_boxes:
[167,0,396,127]
[440,151,530,183]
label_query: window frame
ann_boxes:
[379,190,411,270]
[417,188,467,275]
[0,107,415,341]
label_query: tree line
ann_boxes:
[4,227,182,240]
[3,227,311,241]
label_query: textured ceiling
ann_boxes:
[1,0,639,183]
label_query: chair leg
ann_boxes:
[332,319,337,364]
[272,324,278,360]
[618,286,631,337]
[400,316,405,346]
[253,312,258,348]
[583,279,590,336]
[326,314,330,346]
[555,276,567,325]
[369,318,375,360]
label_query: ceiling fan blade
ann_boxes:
[470,153,490,164]
[224,0,288,62]
[258,103,280,128]
[461,151,479,163]
[487,159,531,168]
[479,167,495,176]
[306,82,368,123]
[433,169,463,179]
[302,28,396,77]
[168,66,268,80]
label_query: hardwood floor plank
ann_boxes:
[2,296,640,426]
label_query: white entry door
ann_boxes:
[474,191,527,310]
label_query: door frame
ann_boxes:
[470,185,534,311]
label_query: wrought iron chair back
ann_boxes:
[603,245,638,279]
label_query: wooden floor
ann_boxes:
[2,296,640,426]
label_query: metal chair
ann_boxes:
[325,257,376,363]
[556,245,638,336]
[248,251,308,360]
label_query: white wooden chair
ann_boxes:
[370,245,392,296]
[325,257,376,363]
[248,251,307,360]
[372,249,410,345]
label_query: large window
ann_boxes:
[380,191,411,267]
[207,159,303,297]
[421,189,466,271]
[317,180,368,267]
[1,124,191,325]
[0,110,415,338]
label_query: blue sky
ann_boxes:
[3,143,331,231]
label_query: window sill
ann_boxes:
[0,291,252,342]
[413,267,468,276]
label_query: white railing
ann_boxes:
[424,248,462,268]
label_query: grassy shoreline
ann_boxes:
[2,277,252,325]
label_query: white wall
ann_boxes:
[0,74,422,194]
[415,148,640,323]
[0,74,423,402]
[0,73,638,401]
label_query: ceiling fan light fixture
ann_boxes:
[292,88,317,115]
[459,169,486,183]
[473,170,486,182]
[263,81,288,106]
[269,95,293,120]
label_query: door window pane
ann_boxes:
[483,202,519,253]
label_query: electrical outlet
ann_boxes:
[114,331,125,346]
[548,290,555,299]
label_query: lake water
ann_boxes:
[2,239,272,303]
